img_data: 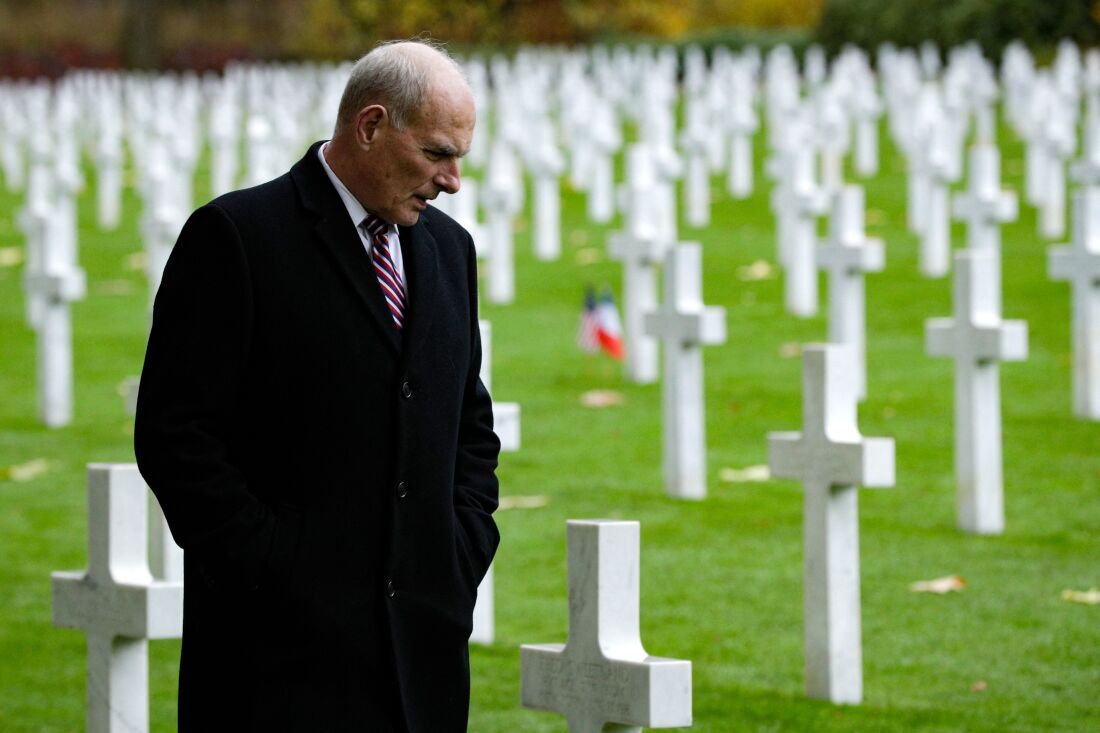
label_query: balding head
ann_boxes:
[334,40,470,134]
[324,39,476,226]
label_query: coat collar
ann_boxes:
[291,141,440,360]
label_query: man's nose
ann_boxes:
[435,159,461,194]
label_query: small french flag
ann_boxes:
[578,286,624,361]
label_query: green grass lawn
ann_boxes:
[0,114,1097,732]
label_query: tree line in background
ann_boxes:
[0,0,1095,76]
[816,0,1100,60]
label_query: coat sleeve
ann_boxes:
[134,203,299,591]
[451,235,501,589]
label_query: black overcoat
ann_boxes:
[134,142,500,732]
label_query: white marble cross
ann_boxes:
[926,249,1028,534]
[0,83,29,192]
[767,345,895,705]
[726,62,758,199]
[905,82,937,238]
[1037,93,1076,240]
[1048,187,1100,419]
[610,144,669,384]
[93,85,124,231]
[681,94,713,229]
[470,320,521,645]
[137,134,186,306]
[586,98,621,224]
[643,243,726,499]
[20,127,86,428]
[483,138,523,305]
[919,105,962,278]
[814,90,850,197]
[817,185,884,401]
[771,116,829,317]
[528,118,565,262]
[52,464,183,733]
[1023,74,1055,209]
[852,71,883,178]
[953,143,1018,256]
[521,520,692,732]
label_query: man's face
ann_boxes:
[362,83,475,226]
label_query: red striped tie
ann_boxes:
[363,214,407,329]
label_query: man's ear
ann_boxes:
[355,104,387,148]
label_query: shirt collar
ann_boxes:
[317,142,387,233]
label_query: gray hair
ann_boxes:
[335,39,465,132]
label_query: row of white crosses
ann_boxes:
[561,65,620,223]
[849,46,1032,534]
[758,47,1034,701]
[884,41,1099,431]
[54,354,898,730]
[762,43,889,323]
[769,109,830,318]
[762,50,897,697]
[18,82,86,429]
[1004,40,1085,240]
[918,73,1029,533]
[51,462,693,733]
[68,49,1100,733]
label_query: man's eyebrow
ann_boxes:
[428,144,464,157]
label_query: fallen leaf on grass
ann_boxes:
[92,279,134,296]
[865,208,887,226]
[719,465,771,482]
[1062,588,1100,605]
[909,575,966,594]
[124,251,146,271]
[971,680,987,692]
[580,389,625,407]
[0,247,23,267]
[569,229,590,246]
[0,458,49,482]
[736,260,775,281]
[575,247,602,265]
[498,495,549,510]
[779,342,802,358]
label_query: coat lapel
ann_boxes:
[398,218,439,365]
[291,142,401,356]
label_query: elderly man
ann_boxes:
[135,40,500,732]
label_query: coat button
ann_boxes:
[396,481,408,499]
[401,381,412,398]
[386,580,396,598]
